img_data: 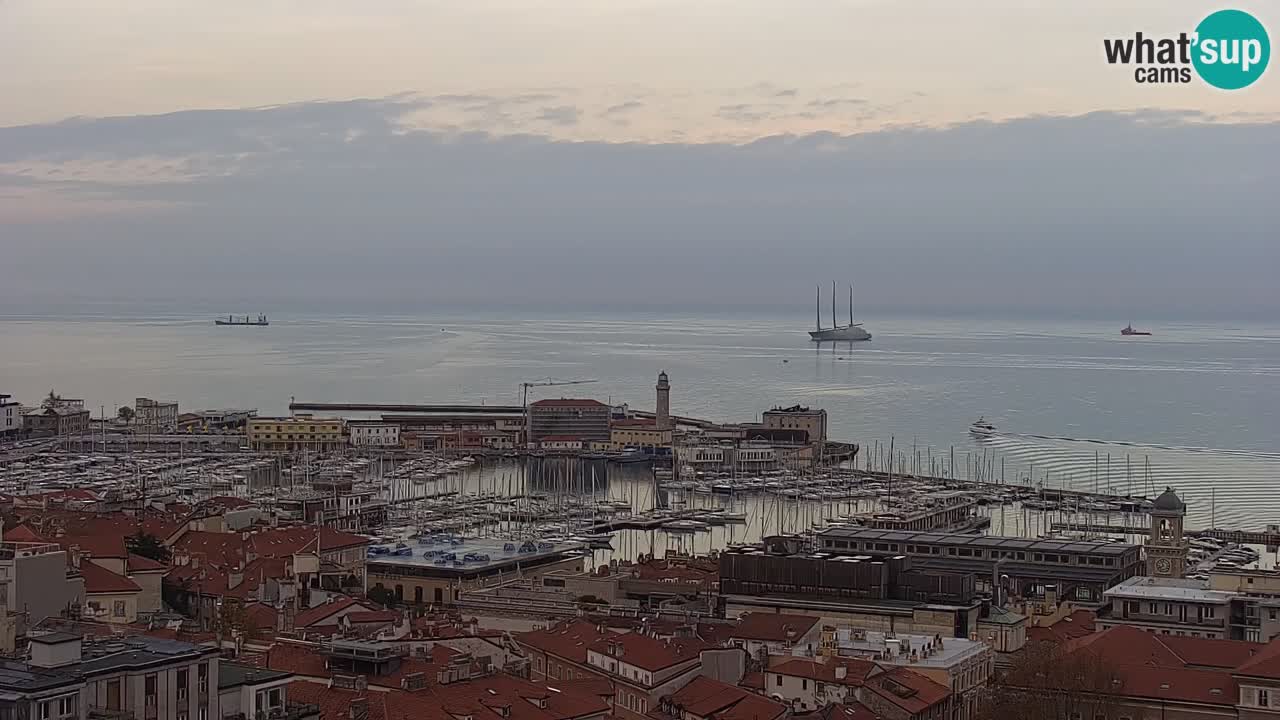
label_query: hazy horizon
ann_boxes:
[2,2,1277,318]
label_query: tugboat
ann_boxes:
[970,417,997,436]
[1121,324,1151,336]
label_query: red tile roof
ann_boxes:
[347,610,400,624]
[863,668,950,716]
[667,676,787,720]
[1160,635,1263,669]
[586,633,711,672]
[126,553,168,572]
[60,534,128,559]
[1061,625,1254,706]
[1234,635,1280,680]
[294,597,378,628]
[2,524,49,543]
[287,681,388,720]
[79,560,142,594]
[517,620,615,665]
[730,613,821,643]
[767,656,877,687]
[1026,609,1095,644]
[529,399,607,408]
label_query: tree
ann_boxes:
[979,641,1124,720]
[126,531,171,563]
[117,406,136,424]
[367,585,397,607]
[213,600,260,640]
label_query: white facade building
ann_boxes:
[0,394,20,437]
[349,424,400,447]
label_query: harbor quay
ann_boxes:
[2,378,1279,720]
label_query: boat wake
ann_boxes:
[973,431,1280,531]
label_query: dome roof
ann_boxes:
[1152,487,1185,512]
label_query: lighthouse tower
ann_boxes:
[656,371,671,430]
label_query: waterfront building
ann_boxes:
[719,544,983,638]
[22,405,90,437]
[762,405,827,443]
[539,436,585,451]
[78,560,142,624]
[189,408,256,431]
[347,421,400,448]
[528,399,610,444]
[246,415,344,452]
[815,527,1143,605]
[610,419,672,453]
[0,393,19,437]
[134,397,179,432]
[366,538,587,607]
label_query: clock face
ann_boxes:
[1155,558,1172,575]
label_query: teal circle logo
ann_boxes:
[1192,9,1270,89]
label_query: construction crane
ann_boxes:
[519,378,599,412]
[519,378,598,448]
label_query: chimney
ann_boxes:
[835,665,847,680]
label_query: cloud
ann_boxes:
[604,101,644,115]
[0,101,1276,317]
[537,105,581,126]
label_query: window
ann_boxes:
[776,675,783,687]
[114,600,127,617]
[145,674,158,706]
[802,679,808,690]
[1260,689,1271,707]
[178,667,189,700]
[38,703,50,720]
[198,662,209,693]
[199,710,207,720]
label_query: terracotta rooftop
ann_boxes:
[587,632,712,673]
[863,668,950,716]
[666,676,787,720]
[767,656,878,687]
[517,620,616,665]
[529,399,607,408]
[293,597,378,628]
[79,560,142,594]
[730,612,821,643]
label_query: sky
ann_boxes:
[1,1,1278,316]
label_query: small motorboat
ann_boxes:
[970,417,997,435]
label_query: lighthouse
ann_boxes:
[656,371,671,430]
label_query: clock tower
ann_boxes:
[1145,487,1188,578]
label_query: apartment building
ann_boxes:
[247,416,344,452]
[134,397,180,432]
[528,399,610,444]
[0,394,20,437]
[1099,575,1238,639]
[348,422,401,447]
[0,633,223,720]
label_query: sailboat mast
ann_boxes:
[848,284,854,327]
[815,284,821,331]
[831,281,837,330]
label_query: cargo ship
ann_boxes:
[215,314,269,326]
[1120,324,1151,336]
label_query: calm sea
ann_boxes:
[3,307,1278,529]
